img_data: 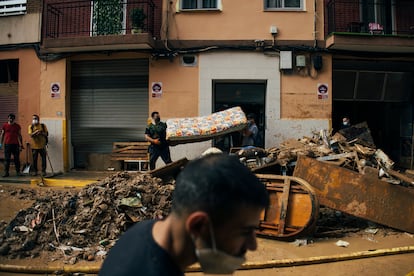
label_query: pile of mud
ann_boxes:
[0,172,174,261]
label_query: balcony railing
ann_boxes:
[327,0,414,36]
[43,0,155,38]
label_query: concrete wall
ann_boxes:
[0,14,41,45]
[148,56,199,118]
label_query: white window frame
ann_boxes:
[264,0,304,11]
[0,0,27,16]
[179,0,222,11]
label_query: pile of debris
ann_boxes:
[238,122,414,187]
[0,172,174,262]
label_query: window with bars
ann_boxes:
[0,0,27,16]
[265,0,303,10]
[181,0,220,10]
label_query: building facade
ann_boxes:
[0,0,412,171]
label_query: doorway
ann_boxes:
[332,60,414,168]
[213,81,266,152]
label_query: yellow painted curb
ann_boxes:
[0,246,413,274]
[30,178,95,187]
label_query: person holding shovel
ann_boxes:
[0,113,23,177]
[28,114,48,176]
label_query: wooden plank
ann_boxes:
[111,154,148,158]
[113,142,149,146]
[293,155,414,233]
[277,178,291,234]
[150,158,189,181]
[111,157,148,161]
[111,151,148,154]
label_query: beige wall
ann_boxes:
[281,54,332,119]
[0,49,41,144]
[0,14,41,45]
[0,49,41,166]
[165,0,324,42]
[149,57,199,118]
[40,59,67,119]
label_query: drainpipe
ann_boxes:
[164,0,172,51]
[313,0,318,48]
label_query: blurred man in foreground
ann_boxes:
[100,154,269,275]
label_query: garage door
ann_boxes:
[71,59,148,167]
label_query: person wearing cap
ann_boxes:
[242,113,259,147]
[0,113,23,177]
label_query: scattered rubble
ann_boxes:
[236,121,414,187]
[0,172,174,262]
[0,121,412,263]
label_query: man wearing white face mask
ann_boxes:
[28,114,48,176]
[100,154,269,275]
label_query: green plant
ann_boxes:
[130,7,147,30]
[92,0,123,35]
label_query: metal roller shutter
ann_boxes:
[71,59,149,167]
[0,94,18,124]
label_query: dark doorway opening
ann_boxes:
[332,60,414,168]
[213,81,266,152]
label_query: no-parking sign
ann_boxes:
[317,83,328,100]
[51,82,61,99]
[151,82,163,98]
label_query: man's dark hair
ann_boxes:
[8,113,15,119]
[247,113,255,120]
[172,154,269,223]
[33,114,39,120]
[151,111,159,118]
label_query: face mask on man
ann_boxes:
[342,121,349,126]
[193,222,246,274]
[32,119,39,125]
[154,117,160,123]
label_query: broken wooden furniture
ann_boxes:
[110,142,150,171]
[256,174,319,240]
[293,155,414,233]
[150,158,189,181]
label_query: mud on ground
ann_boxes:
[0,172,412,275]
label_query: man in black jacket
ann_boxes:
[144,111,172,170]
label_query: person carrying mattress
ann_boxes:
[144,111,172,170]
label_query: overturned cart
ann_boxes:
[256,174,319,240]
[293,155,414,234]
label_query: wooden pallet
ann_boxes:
[110,142,150,171]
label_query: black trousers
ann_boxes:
[148,145,172,170]
[32,148,46,173]
[4,144,20,173]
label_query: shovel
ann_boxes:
[23,143,31,174]
[44,145,63,178]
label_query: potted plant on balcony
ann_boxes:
[130,7,147,34]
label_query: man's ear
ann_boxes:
[185,211,209,237]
